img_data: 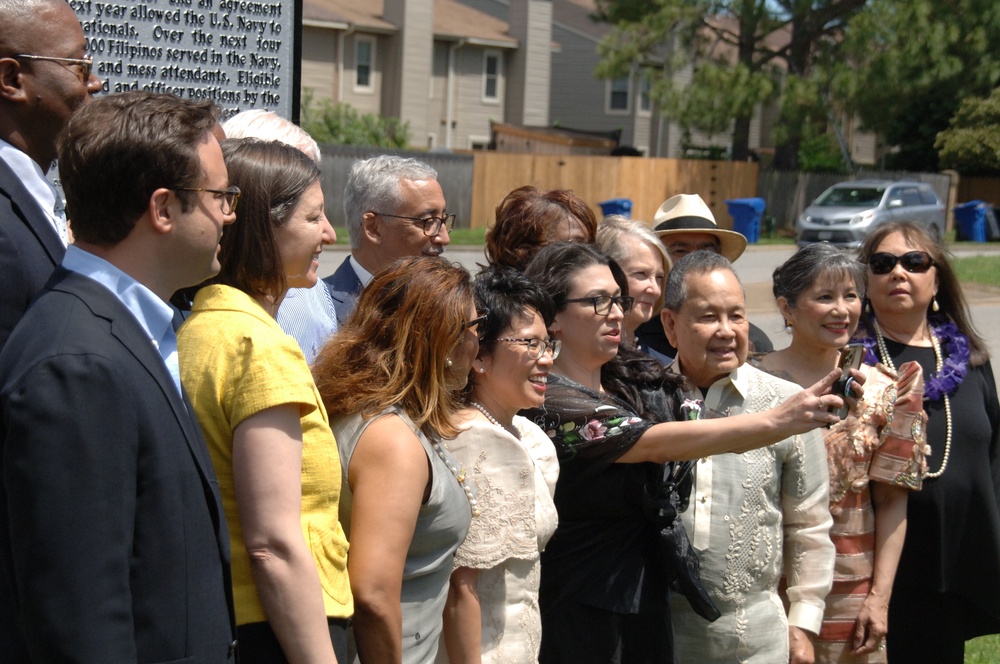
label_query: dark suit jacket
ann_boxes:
[0,268,237,662]
[0,157,65,355]
[322,255,364,326]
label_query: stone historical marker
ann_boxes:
[70,0,301,120]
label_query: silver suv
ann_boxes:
[796,180,946,247]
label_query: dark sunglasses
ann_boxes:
[868,251,935,275]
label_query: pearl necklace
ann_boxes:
[873,320,951,479]
[469,400,520,440]
[430,439,480,517]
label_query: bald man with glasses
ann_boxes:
[0,0,103,354]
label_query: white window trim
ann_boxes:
[354,35,375,94]
[481,50,502,105]
[638,71,652,117]
[468,134,491,150]
[605,74,631,116]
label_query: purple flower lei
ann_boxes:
[854,317,970,401]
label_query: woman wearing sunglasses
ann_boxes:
[855,222,1000,663]
[519,242,852,663]
[439,266,560,663]
[313,257,480,664]
[756,243,929,663]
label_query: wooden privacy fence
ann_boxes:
[469,153,760,229]
[957,176,1000,207]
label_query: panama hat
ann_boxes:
[653,194,747,261]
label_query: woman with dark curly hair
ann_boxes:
[439,266,560,663]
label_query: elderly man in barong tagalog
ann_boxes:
[661,249,835,664]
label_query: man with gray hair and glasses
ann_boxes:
[0,0,102,354]
[323,154,453,324]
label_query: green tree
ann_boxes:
[595,0,866,168]
[935,87,1000,175]
[300,90,410,148]
[836,0,1000,171]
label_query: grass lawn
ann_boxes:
[953,254,1000,289]
[966,634,1000,663]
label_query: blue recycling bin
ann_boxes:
[598,197,632,219]
[954,200,988,243]
[725,197,766,243]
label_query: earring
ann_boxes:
[784,320,793,332]
[445,358,453,368]
[932,297,940,312]
[864,300,871,314]
[477,367,486,374]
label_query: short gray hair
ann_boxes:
[772,243,865,307]
[221,110,321,163]
[343,155,438,249]
[663,250,740,311]
[597,215,672,312]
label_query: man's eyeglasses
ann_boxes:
[13,53,93,83]
[868,251,935,275]
[174,186,241,215]
[376,212,456,237]
[496,337,562,360]
[463,308,490,339]
[561,295,634,316]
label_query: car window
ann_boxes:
[918,187,940,205]
[816,186,885,207]
[898,187,922,206]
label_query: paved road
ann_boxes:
[318,243,1000,383]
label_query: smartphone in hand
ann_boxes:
[832,344,864,419]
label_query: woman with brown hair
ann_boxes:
[313,257,482,664]
[854,221,1000,662]
[178,138,351,663]
[485,186,597,270]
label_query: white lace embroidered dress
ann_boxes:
[437,416,559,664]
[669,363,834,664]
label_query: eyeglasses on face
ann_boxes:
[561,295,634,316]
[463,308,490,339]
[868,251,935,275]
[375,212,456,237]
[13,53,93,83]
[496,337,562,360]
[174,186,241,215]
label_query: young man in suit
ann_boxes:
[323,154,452,324]
[0,0,103,353]
[0,91,238,662]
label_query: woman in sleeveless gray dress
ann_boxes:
[314,257,483,663]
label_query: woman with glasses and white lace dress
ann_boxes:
[438,266,561,664]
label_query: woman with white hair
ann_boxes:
[596,216,671,358]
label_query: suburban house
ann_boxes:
[301,0,878,164]
[302,0,551,151]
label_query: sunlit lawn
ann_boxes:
[967,634,1000,663]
